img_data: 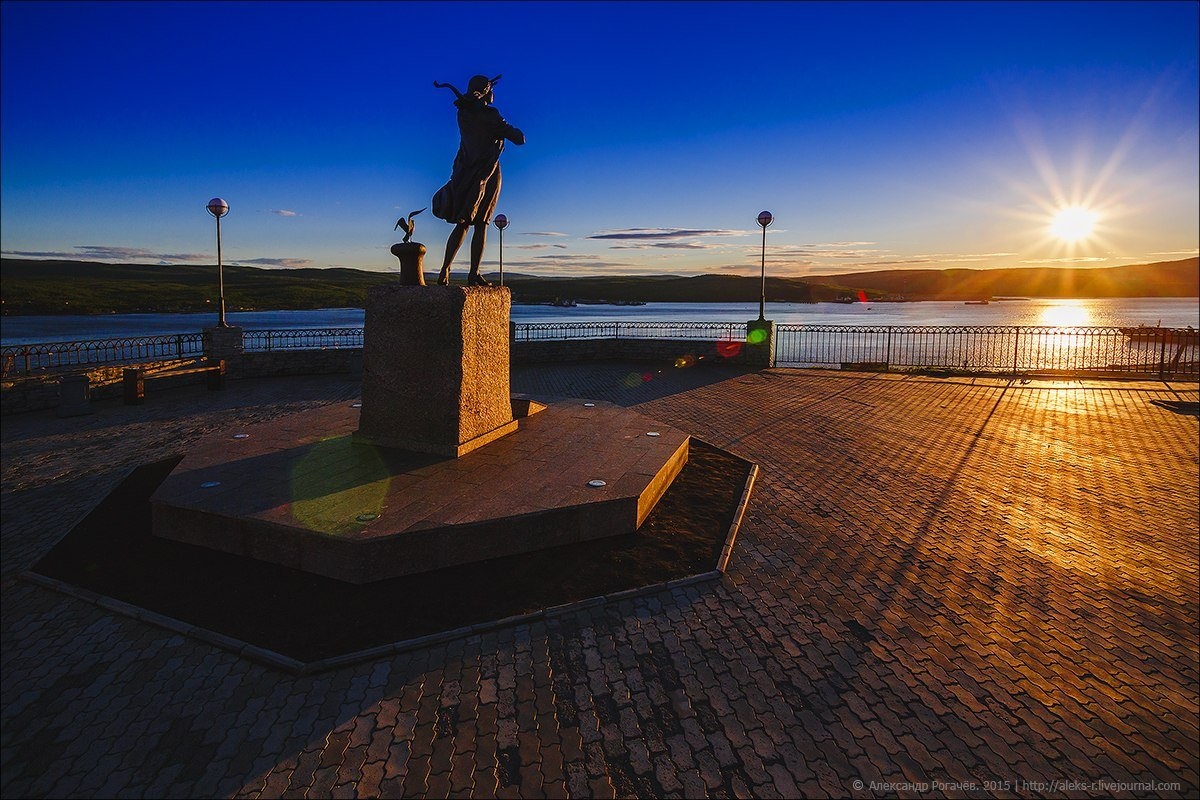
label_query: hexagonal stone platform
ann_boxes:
[150,399,688,583]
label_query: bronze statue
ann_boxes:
[391,208,427,285]
[431,75,525,286]
[394,207,426,244]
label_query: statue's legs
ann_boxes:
[439,223,469,285]
[467,222,491,286]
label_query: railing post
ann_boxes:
[1012,327,1021,376]
[23,346,31,376]
[1158,328,1168,380]
[885,327,893,369]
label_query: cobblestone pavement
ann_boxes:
[2,364,1197,799]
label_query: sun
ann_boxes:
[1049,206,1099,243]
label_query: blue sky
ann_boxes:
[1,1,1197,276]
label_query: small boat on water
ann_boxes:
[964,300,990,305]
[548,297,577,308]
[1121,325,1199,344]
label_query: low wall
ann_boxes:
[1,358,195,415]
[513,337,752,365]
[240,349,361,378]
[1,338,744,415]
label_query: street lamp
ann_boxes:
[756,210,773,320]
[494,213,508,287]
[206,197,230,326]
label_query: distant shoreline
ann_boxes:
[3,256,1195,316]
[7,293,1200,319]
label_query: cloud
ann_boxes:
[500,253,634,274]
[588,228,749,241]
[608,241,730,250]
[906,252,1018,261]
[1148,249,1199,256]
[512,243,569,250]
[759,246,890,259]
[2,246,209,262]
[800,241,878,247]
[1018,257,1109,264]
[270,209,299,217]
[521,231,569,237]
[235,257,313,268]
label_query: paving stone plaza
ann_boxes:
[2,363,1197,798]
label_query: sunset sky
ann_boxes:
[1,1,1197,277]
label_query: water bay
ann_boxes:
[1,297,1197,346]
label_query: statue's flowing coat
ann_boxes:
[433,95,523,225]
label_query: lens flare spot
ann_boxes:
[674,354,697,369]
[291,435,390,532]
[747,328,767,345]
[717,340,743,358]
[623,372,643,387]
[642,372,653,382]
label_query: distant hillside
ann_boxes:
[0,259,393,315]
[799,258,1198,300]
[1,256,1195,315]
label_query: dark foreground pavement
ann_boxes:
[2,363,1197,798]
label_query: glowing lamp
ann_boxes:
[756,210,773,320]
[206,197,230,326]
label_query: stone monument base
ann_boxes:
[150,398,689,583]
[353,419,518,459]
[356,285,515,457]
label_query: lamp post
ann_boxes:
[756,210,773,320]
[206,197,230,326]
[494,214,508,286]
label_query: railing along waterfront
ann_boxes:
[242,328,363,351]
[5,323,1197,380]
[774,324,1200,378]
[513,321,741,341]
[1,333,205,378]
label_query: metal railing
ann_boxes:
[513,321,742,341]
[242,328,363,351]
[774,325,1200,378]
[1,333,205,378]
[5,323,1196,380]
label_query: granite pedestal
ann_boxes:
[355,285,517,457]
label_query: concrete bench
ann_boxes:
[123,359,226,405]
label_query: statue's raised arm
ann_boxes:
[432,80,464,99]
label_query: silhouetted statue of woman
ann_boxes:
[431,75,525,286]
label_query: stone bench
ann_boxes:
[123,359,226,405]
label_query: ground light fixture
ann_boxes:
[494,213,509,286]
[757,210,773,320]
[206,197,230,327]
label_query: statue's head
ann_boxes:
[468,74,496,103]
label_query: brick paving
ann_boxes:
[2,363,1197,798]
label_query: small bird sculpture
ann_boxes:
[394,207,426,244]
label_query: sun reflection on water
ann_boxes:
[1039,302,1090,327]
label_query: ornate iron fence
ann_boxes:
[1,333,205,378]
[242,328,364,351]
[513,321,742,341]
[5,323,1196,380]
[774,325,1200,378]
